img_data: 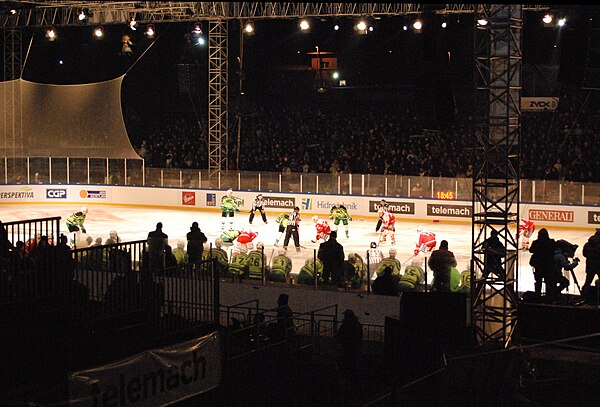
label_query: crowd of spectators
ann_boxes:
[130,93,600,183]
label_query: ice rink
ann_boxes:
[1,202,594,295]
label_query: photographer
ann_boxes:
[551,240,579,303]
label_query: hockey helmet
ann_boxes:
[81,206,88,214]
[416,226,423,233]
[312,215,319,223]
[257,194,263,199]
[370,242,377,248]
[226,189,233,196]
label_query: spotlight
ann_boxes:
[477,17,488,26]
[413,20,423,30]
[78,10,87,21]
[542,13,554,25]
[299,19,310,31]
[198,37,206,46]
[442,21,447,28]
[403,25,408,31]
[356,20,367,31]
[332,72,339,80]
[244,21,254,34]
[334,24,340,31]
[558,17,566,27]
[129,17,138,31]
[145,24,155,38]
[10,9,17,15]
[45,27,57,41]
[192,22,202,36]
[93,26,104,38]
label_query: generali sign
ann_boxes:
[529,209,574,223]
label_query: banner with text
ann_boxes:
[68,332,221,406]
[521,97,559,111]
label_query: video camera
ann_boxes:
[556,239,578,259]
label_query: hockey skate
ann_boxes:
[311,239,317,243]
[345,231,349,238]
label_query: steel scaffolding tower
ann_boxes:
[207,19,228,174]
[471,4,522,347]
[2,27,23,154]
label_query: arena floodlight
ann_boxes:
[78,10,87,21]
[334,23,340,31]
[192,22,202,36]
[93,26,104,38]
[477,16,488,26]
[129,17,138,31]
[356,20,367,31]
[46,27,57,41]
[542,13,554,25]
[145,24,155,38]
[299,19,310,31]
[413,19,423,30]
[244,21,254,34]
[558,17,566,27]
[332,72,339,80]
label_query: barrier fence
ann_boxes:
[3,156,600,205]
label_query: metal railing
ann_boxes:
[3,156,600,204]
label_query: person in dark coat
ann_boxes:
[318,230,345,284]
[529,228,557,300]
[186,221,207,263]
[483,229,505,275]
[427,240,457,292]
[336,309,363,397]
[582,230,600,300]
[372,265,399,296]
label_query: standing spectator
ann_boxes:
[187,222,207,263]
[582,230,600,301]
[318,230,345,285]
[147,222,168,272]
[529,228,557,300]
[483,229,505,275]
[428,240,457,292]
[283,206,302,252]
[372,266,400,296]
[336,309,363,398]
[272,293,294,341]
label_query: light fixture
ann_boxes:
[334,23,340,31]
[129,17,138,31]
[145,24,155,38]
[78,10,87,21]
[413,20,423,30]
[441,15,448,29]
[10,9,17,15]
[356,20,367,31]
[477,16,488,26]
[332,72,339,80]
[45,28,57,41]
[93,26,104,38]
[197,37,206,46]
[192,22,202,36]
[299,19,310,31]
[244,21,254,34]
[542,13,554,25]
[558,17,566,27]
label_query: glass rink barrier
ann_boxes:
[1,156,598,204]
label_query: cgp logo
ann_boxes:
[46,188,67,199]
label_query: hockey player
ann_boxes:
[237,229,259,251]
[66,207,88,245]
[376,248,402,283]
[329,203,352,238]
[379,209,396,246]
[398,259,426,292]
[274,212,289,246]
[208,239,229,277]
[220,229,241,245]
[311,215,331,243]
[375,199,389,232]
[415,226,437,255]
[297,257,324,285]
[269,248,292,283]
[518,218,535,250]
[367,242,384,281]
[220,189,241,230]
[247,242,267,280]
[229,246,249,280]
[347,253,368,289]
[249,194,268,225]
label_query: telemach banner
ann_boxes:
[68,332,221,406]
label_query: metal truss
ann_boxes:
[0,3,549,27]
[207,19,228,175]
[471,4,522,347]
[582,7,600,91]
[2,27,23,154]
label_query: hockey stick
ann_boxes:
[401,253,418,267]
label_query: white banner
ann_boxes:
[68,331,221,406]
[521,97,559,111]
